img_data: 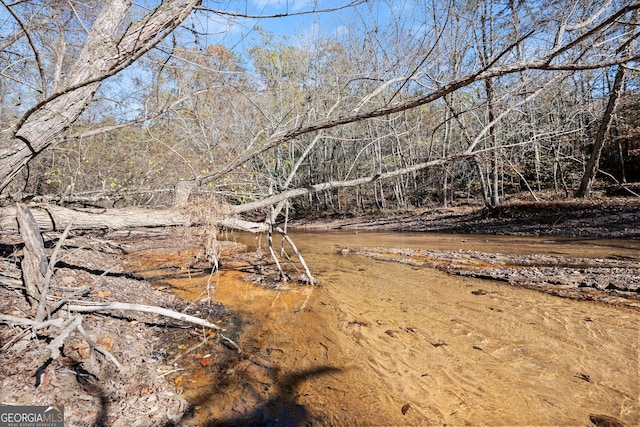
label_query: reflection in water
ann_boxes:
[130,231,639,426]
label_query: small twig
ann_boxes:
[204,264,218,302]
[619,184,640,198]
[169,339,208,365]
[47,315,83,360]
[0,274,24,290]
[0,314,65,329]
[156,368,186,379]
[48,285,90,313]
[472,345,500,361]
[220,334,242,354]
[0,328,30,353]
[36,219,74,322]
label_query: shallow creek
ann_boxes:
[129,231,640,426]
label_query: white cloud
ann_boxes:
[298,21,322,44]
[331,24,349,39]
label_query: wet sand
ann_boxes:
[3,207,639,426]
[165,231,639,426]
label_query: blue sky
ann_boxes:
[195,0,367,51]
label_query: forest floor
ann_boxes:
[1,195,639,426]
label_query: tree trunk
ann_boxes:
[576,64,626,197]
[474,157,491,208]
[16,204,48,306]
[0,0,200,192]
[615,119,627,183]
[485,79,500,208]
[0,204,268,234]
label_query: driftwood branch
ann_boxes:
[267,225,287,282]
[65,302,242,353]
[276,226,315,284]
[0,204,269,234]
[66,301,222,330]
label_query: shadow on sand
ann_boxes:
[169,365,342,427]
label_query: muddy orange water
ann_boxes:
[128,232,639,426]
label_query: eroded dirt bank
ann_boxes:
[0,230,255,426]
[292,197,640,238]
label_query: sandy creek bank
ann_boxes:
[126,230,639,426]
[1,199,639,426]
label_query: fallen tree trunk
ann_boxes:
[16,203,48,306]
[0,204,269,234]
[1,202,317,288]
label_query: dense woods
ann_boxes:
[1,0,639,216]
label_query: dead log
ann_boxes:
[16,203,48,306]
[2,204,184,233]
[0,204,269,234]
[66,302,222,330]
[276,226,315,284]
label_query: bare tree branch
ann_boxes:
[198,52,637,188]
[66,301,222,330]
[0,0,46,96]
[196,0,367,19]
[0,28,24,50]
[0,0,202,191]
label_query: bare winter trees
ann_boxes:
[0,1,639,210]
